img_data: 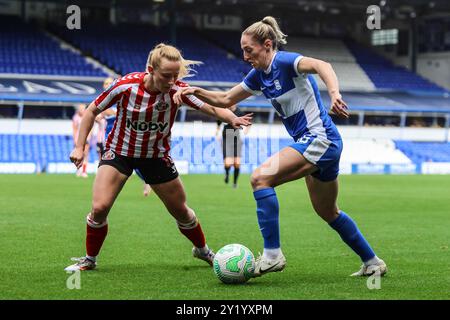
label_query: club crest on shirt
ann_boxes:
[154,100,169,111]
[274,79,282,90]
[101,150,115,161]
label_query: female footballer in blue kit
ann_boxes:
[174,16,387,277]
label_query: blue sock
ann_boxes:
[329,211,376,262]
[253,188,280,249]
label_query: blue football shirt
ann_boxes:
[241,51,341,142]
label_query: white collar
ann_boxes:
[264,52,278,74]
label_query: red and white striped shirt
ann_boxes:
[94,72,204,158]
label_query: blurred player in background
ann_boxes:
[72,103,91,178]
[174,16,387,278]
[216,104,248,188]
[65,43,252,271]
[101,77,152,196]
[94,113,106,161]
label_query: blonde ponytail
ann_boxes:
[243,16,288,49]
[146,43,202,79]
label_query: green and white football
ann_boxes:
[213,244,255,284]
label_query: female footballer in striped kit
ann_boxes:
[100,77,153,196]
[174,17,387,278]
[65,44,252,271]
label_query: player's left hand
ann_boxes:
[231,113,253,129]
[173,86,198,106]
[330,94,349,119]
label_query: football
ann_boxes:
[213,244,255,284]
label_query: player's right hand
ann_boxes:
[330,93,349,119]
[69,148,85,169]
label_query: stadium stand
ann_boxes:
[284,37,376,92]
[0,134,74,163]
[2,13,444,92]
[202,30,377,91]
[345,40,447,93]
[50,24,250,82]
[202,30,447,93]
[394,141,450,163]
[0,13,449,175]
[0,16,106,77]
[340,138,412,164]
[6,133,445,170]
[202,29,243,58]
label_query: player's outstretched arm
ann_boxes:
[298,57,349,119]
[200,104,253,129]
[69,102,101,168]
[174,84,252,109]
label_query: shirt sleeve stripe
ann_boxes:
[294,55,304,76]
[182,94,204,109]
[240,81,262,96]
[94,84,130,111]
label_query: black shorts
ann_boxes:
[222,129,242,159]
[98,150,179,185]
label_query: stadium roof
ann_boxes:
[24,0,450,16]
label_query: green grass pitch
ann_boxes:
[0,174,449,300]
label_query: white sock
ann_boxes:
[86,255,97,262]
[263,248,281,260]
[197,244,209,255]
[364,256,381,266]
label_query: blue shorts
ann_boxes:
[134,169,145,182]
[289,133,343,182]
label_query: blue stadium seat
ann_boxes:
[394,141,450,163]
[345,40,446,93]
[0,16,107,77]
[49,23,250,82]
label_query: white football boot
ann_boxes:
[351,259,387,277]
[64,257,96,271]
[192,247,215,266]
[253,252,286,277]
